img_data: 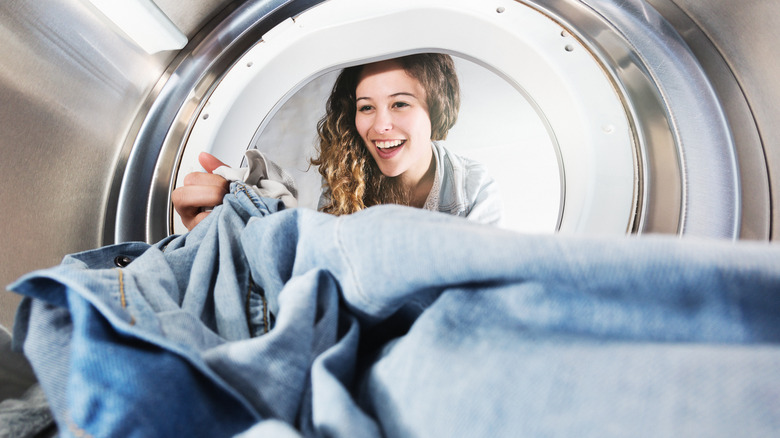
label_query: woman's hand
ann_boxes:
[171,152,230,230]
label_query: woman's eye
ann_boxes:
[393,101,410,109]
[358,105,373,112]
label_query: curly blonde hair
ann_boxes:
[311,53,461,215]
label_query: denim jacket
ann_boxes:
[9,182,780,437]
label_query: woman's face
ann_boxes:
[355,60,433,186]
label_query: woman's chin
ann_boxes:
[380,169,403,179]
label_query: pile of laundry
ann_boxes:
[5,180,780,437]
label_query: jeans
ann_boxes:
[9,182,780,437]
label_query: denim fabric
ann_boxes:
[9,182,780,437]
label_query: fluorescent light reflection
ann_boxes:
[87,0,187,54]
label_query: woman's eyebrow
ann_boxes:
[390,92,418,99]
[356,92,418,101]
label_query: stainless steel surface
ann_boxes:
[3,0,780,331]
[525,0,739,237]
[0,0,170,328]
[648,0,778,240]
[0,0,241,329]
[579,0,741,238]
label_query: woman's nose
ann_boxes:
[372,109,393,133]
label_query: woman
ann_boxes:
[173,53,502,229]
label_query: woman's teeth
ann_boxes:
[376,140,404,149]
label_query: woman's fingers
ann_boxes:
[182,171,230,189]
[171,153,232,230]
[172,172,230,230]
[198,152,228,173]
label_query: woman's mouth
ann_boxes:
[374,139,405,159]
[376,139,405,149]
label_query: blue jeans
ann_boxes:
[9,182,780,437]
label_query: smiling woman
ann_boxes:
[311,54,504,224]
[351,58,439,204]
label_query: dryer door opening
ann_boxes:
[112,0,750,245]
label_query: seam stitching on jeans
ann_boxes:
[116,268,136,326]
[237,183,266,212]
[117,269,127,308]
[246,278,270,336]
[261,288,269,334]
